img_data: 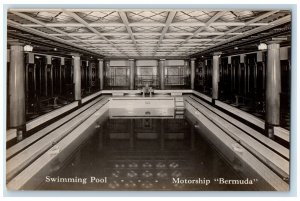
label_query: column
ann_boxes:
[129,59,135,90]
[46,55,53,96]
[203,59,207,92]
[8,42,26,133]
[184,60,189,81]
[85,61,89,91]
[73,54,81,101]
[255,52,263,91]
[240,54,246,95]
[159,59,165,90]
[190,58,196,90]
[98,59,104,90]
[265,43,281,138]
[212,53,221,101]
[60,57,65,94]
[228,56,234,92]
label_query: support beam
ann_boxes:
[62,9,128,57]
[20,22,269,28]
[190,58,196,90]
[266,43,281,138]
[9,12,101,55]
[118,11,141,56]
[8,42,26,134]
[98,59,104,90]
[196,11,289,55]
[153,11,176,56]
[49,32,242,37]
[212,53,221,101]
[129,59,135,90]
[73,54,81,101]
[7,20,101,57]
[167,11,226,56]
[159,59,166,90]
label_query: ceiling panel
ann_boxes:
[7,9,291,58]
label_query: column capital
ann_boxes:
[190,58,196,61]
[128,58,135,61]
[98,58,104,61]
[266,37,287,45]
[159,58,166,61]
[71,53,81,58]
[9,41,25,52]
[267,43,280,49]
[213,52,222,56]
[8,39,24,47]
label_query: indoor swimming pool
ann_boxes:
[35,117,274,191]
[5,8,292,193]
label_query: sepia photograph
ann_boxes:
[5,5,293,192]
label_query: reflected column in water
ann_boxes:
[130,119,134,150]
[160,119,164,150]
[97,122,104,152]
[190,125,195,151]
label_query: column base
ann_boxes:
[212,99,216,105]
[265,123,276,139]
[16,126,26,142]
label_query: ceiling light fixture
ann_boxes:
[24,45,33,52]
[258,43,267,50]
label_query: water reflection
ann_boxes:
[38,118,273,191]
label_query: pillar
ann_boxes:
[159,59,165,90]
[184,60,189,80]
[129,59,135,90]
[212,53,221,101]
[203,59,207,92]
[73,54,81,101]
[46,55,53,96]
[266,43,281,138]
[98,59,104,90]
[228,56,234,92]
[60,58,65,94]
[85,61,89,91]
[240,54,246,95]
[203,59,207,80]
[190,58,196,90]
[8,42,26,132]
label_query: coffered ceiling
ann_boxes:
[7,9,291,58]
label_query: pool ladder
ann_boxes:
[174,97,185,118]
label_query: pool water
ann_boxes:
[38,118,274,191]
